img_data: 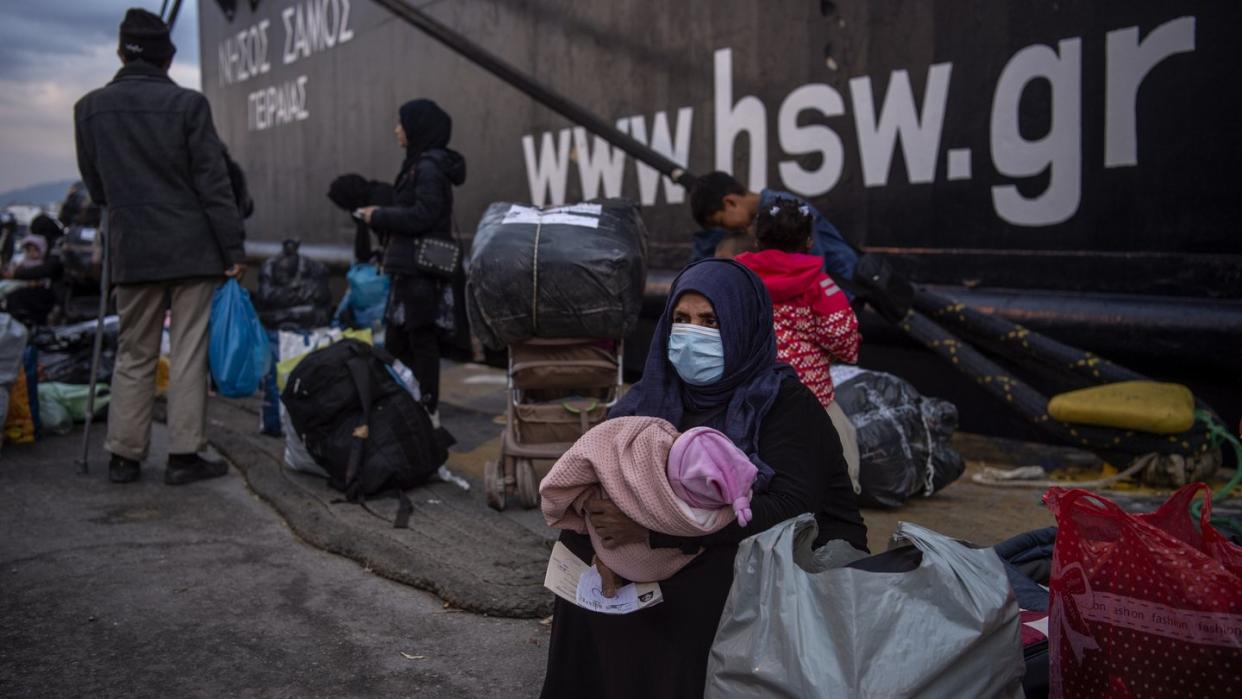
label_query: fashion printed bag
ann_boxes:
[208,279,270,398]
[1044,484,1242,698]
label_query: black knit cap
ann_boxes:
[119,8,176,63]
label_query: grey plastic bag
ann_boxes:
[0,313,27,386]
[706,515,1025,698]
[37,391,73,436]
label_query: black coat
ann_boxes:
[369,148,466,276]
[74,61,245,285]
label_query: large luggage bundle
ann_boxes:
[256,240,332,329]
[830,366,965,508]
[31,317,119,385]
[281,339,444,507]
[466,200,647,349]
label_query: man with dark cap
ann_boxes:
[74,8,246,486]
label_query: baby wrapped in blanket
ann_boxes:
[540,416,757,583]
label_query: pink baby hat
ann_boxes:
[666,426,758,526]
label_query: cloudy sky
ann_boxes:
[0,0,201,193]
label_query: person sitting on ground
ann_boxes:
[737,197,862,490]
[688,171,859,296]
[540,258,867,699]
[3,234,62,328]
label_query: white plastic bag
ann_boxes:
[706,515,1024,698]
[275,327,372,391]
[280,407,327,478]
[278,328,337,364]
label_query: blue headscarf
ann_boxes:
[610,258,797,490]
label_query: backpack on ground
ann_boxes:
[281,339,445,526]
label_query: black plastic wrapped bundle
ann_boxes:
[832,367,965,508]
[466,199,647,349]
[256,240,332,330]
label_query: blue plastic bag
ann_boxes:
[259,329,282,435]
[333,263,389,329]
[209,279,270,398]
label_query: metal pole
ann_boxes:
[159,0,171,19]
[77,215,111,474]
[165,0,185,31]
[369,0,695,188]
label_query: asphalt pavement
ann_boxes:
[0,423,549,698]
[0,357,1076,697]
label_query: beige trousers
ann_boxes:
[105,278,218,461]
[826,400,862,494]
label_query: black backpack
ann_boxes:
[281,339,446,526]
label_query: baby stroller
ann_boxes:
[484,338,624,511]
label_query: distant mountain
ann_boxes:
[0,179,77,207]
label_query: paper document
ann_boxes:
[502,203,603,229]
[544,541,663,615]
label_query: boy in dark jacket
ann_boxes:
[688,171,858,298]
[357,99,466,417]
[74,8,245,485]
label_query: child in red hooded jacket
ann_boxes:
[737,198,861,490]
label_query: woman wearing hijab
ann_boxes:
[540,258,867,699]
[357,99,466,416]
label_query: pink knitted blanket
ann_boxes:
[540,416,736,582]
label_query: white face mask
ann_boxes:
[667,323,725,386]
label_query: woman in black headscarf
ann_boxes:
[540,258,867,699]
[358,99,466,416]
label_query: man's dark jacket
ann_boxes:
[74,61,244,285]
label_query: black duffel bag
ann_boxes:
[281,339,446,526]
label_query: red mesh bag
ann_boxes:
[1044,484,1242,698]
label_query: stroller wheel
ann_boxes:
[484,459,506,511]
[516,458,540,509]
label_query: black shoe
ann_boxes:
[164,453,229,486]
[109,454,141,483]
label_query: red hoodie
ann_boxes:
[737,249,861,407]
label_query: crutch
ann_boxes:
[77,211,110,474]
